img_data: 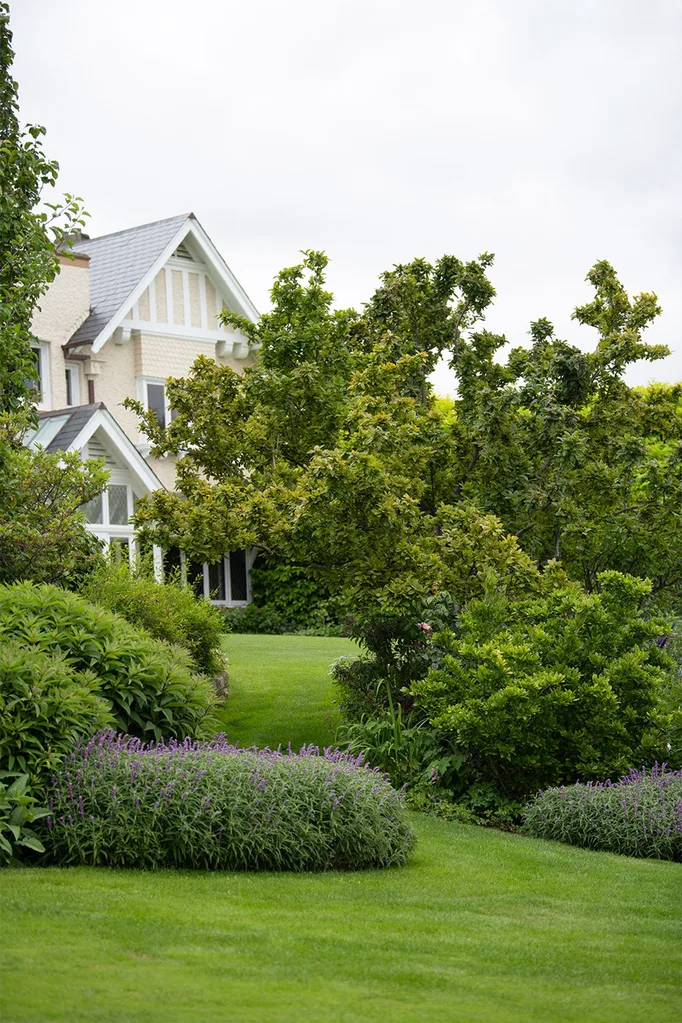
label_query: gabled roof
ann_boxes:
[26,403,165,495]
[68,213,259,353]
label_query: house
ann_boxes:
[26,213,260,606]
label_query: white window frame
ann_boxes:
[64,362,81,407]
[179,551,251,607]
[30,342,51,410]
[82,474,138,567]
[137,377,176,435]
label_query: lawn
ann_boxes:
[216,633,355,750]
[1,819,681,1023]
[1,633,681,1023]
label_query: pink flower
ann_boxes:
[417,622,432,632]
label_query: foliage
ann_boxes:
[0,3,86,418]
[0,582,217,742]
[81,560,227,677]
[0,771,48,864]
[124,248,682,623]
[41,730,415,871]
[0,638,111,780]
[339,704,457,793]
[0,441,107,587]
[4,820,682,1023]
[446,282,682,607]
[410,572,674,800]
[124,251,535,624]
[522,765,682,861]
[250,555,342,630]
[222,601,291,634]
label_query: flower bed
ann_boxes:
[41,731,415,871]
[522,765,682,861]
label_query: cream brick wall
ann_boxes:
[31,259,90,410]
[95,331,256,489]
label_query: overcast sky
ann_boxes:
[13,0,682,393]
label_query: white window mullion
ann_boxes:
[225,553,232,605]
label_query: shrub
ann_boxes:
[522,766,682,861]
[250,557,342,631]
[0,640,112,779]
[223,602,290,634]
[0,582,216,742]
[410,573,675,800]
[0,773,49,865]
[81,561,227,676]
[223,600,342,636]
[41,731,416,871]
[332,592,460,720]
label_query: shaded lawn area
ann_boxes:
[1,817,681,1023]
[216,633,356,750]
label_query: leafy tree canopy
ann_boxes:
[127,246,679,618]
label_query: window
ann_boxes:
[186,551,250,604]
[108,484,130,525]
[188,561,205,599]
[141,380,178,430]
[147,382,166,428]
[82,493,103,524]
[29,344,50,407]
[163,546,182,581]
[207,559,226,602]
[65,364,80,407]
[80,484,134,529]
[109,537,132,562]
[229,550,248,602]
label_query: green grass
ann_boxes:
[216,633,355,750]
[2,634,681,1023]
[1,818,680,1023]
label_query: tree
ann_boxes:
[0,442,107,587]
[126,249,528,623]
[0,3,86,419]
[0,4,101,588]
[128,248,682,618]
[447,261,682,604]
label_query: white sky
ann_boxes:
[13,0,682,394]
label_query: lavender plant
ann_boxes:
[522,766,682,861]
[41,731,415,871]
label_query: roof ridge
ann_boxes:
[75,213,193,247]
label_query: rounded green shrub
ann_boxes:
[42,732,416,871]
[410,573,674,799]
[0,582,216,742]
[0,640,112,778]
[81,561,227,676]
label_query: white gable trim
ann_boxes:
[89,217,259,354]
[63,407,165,495]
